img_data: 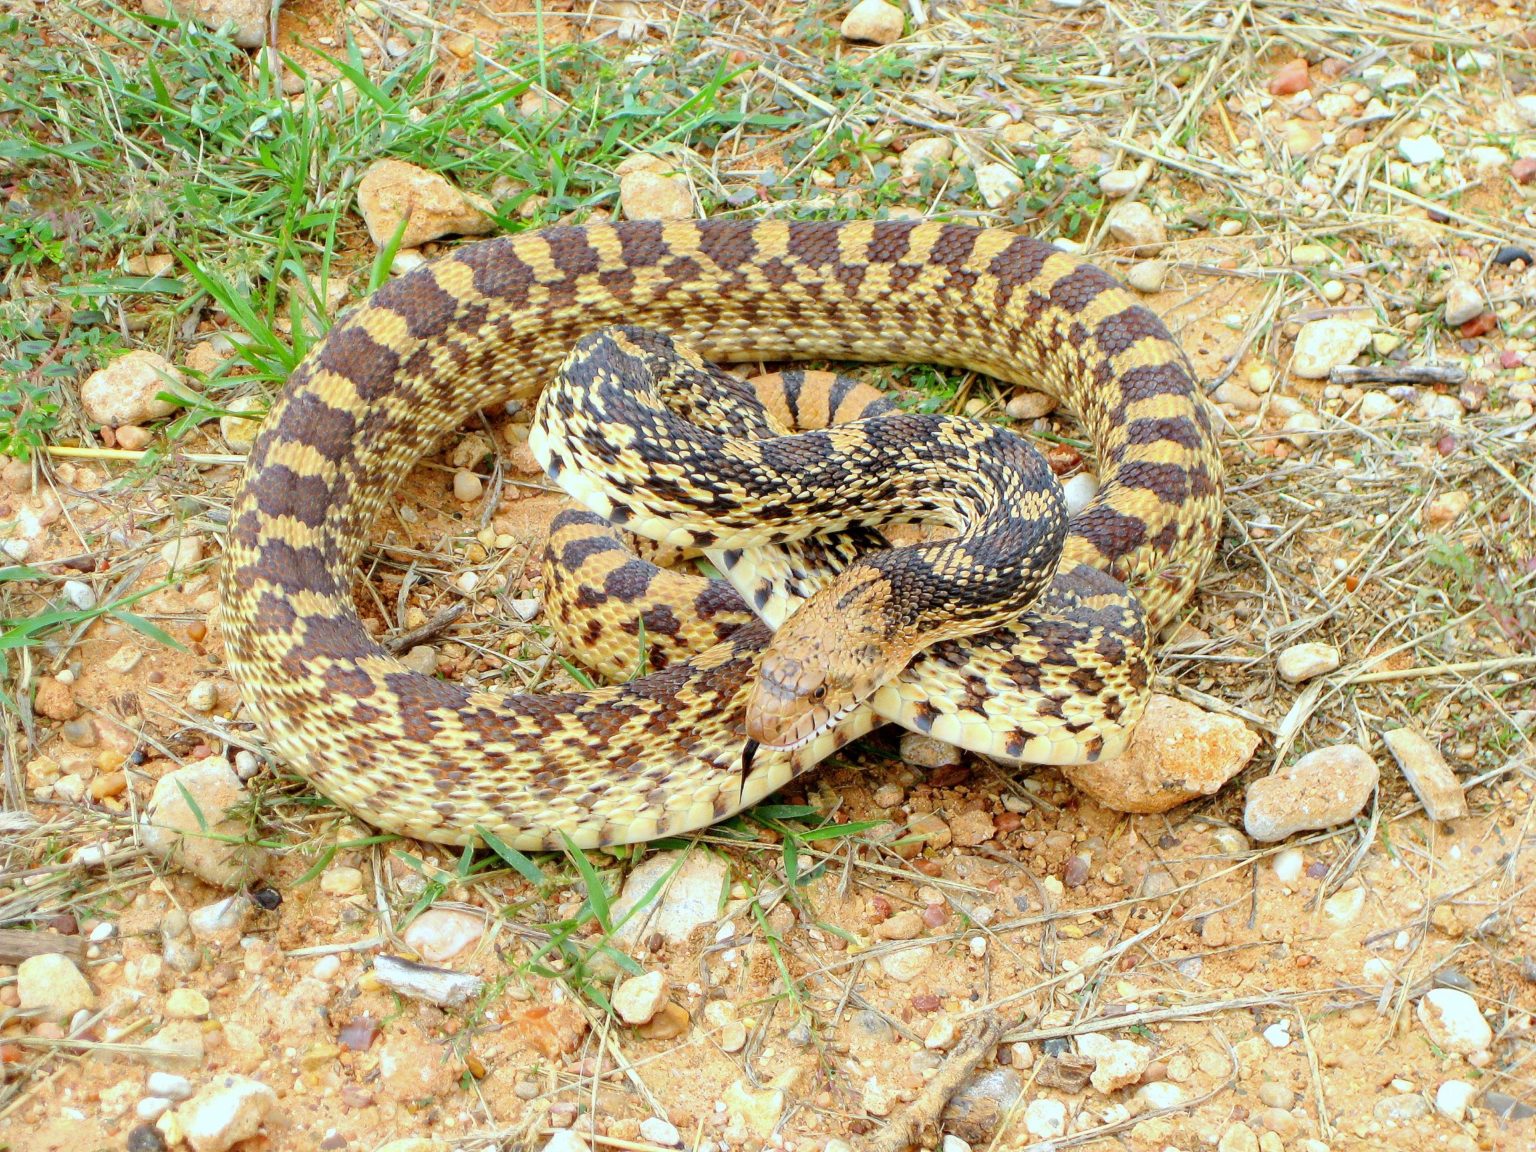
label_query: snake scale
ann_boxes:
[219,220,1223,849]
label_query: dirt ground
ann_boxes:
[1,2,1534,1152]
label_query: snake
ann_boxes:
[219,219,1223,849]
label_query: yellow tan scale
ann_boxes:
[221,219,1222,849]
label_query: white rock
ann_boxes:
[639,1117,682,1147]
[1263,1022,1292,1048]
[81,351,189,427]
[1136,1081,1185,1109]
[541,1133,592,1152]
[840,0,904,44]
[1359,392,1399,421]
[1381,727,1467,822]
[1291,318,1371,379]
[402,907,485,963]
[1276,642,1339,683]
[1272,847,1305,885]
[186,680,218,712]
[1416,392,1465,421]
[1106,202,1166,255]
[879,943,932,982]
[175,1075,277,1152]
[940,1137,972,1152]
[611,850,729,947]
[148,1072,195,1101]
[161,535,205,571]
[1245,744,1379,842]
[1291,243,1333,266]
[452,470,483,502]
[137,1097,172,1122]
[1324,887,1366,927]
[1098,168,1144,198]
[1511,94,1536,128]
[1125,260,1167,293]
[1077,1033,1151,1093]
[1442,280,1486,327]
[1416,988,1493,1055]
[1468,146,1509,173]
[1435,1079,1477,1121]
[900,138,953,181]
[188,896,250,939]
[1024,1097,1066,1137]
[612,970,669,1025]
[975,163,1023,208]
[1398,136,1445,166]
[1005,390,1056,420]
[372,955,484,1008]
[140,760,269,888]
[17,954,96,1022]
[62,580,96,611]
[218,395,264,450]
[1213,380,1261,412]
[1062,472,1098,517]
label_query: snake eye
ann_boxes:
[813,686,826,700]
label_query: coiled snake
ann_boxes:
[219,220,1222,849]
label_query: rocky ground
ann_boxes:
[1,1,1534,1151]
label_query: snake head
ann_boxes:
[745,571,915,751]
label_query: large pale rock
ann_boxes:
[610,850,729,947]
[173,1075,278,1152]
[401,907,485,962]
[140,760,269,887]
[356,159,495,250]
[1106,202,1166,255]
[1244,745,1378,842]
[840,0,903,44]
[723,1079,785,1140]
[1063,694,1259,814]
[1381,727,1467,821]
[1276,642,1339,683]
[1291,318,1371,379]
[616,154,694,221]
[1417,988,1493,1055]
[80,351,190,427]
[1077,1033,1152,1093]
[1442,280,1486,327]
[141,0,269,48]
[17,954,96,1022]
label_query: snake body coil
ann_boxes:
[220,220,1223,848]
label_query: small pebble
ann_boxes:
[1024,1098,1067,1138]
[401,907,485,963]
[612,971,669,1025]
[1125,260,1168,293]
[186,680,218,713]
[452,470,483,502]
[1061,472,1098,517]
[62,580,97,611]
[1442,281,1486,328]
[639,1118,682,1147]
[1272,847,1305,884]
[1098,168,1144,198]
[1435,1079,1476,1122]
[1276,642,1340,683]
[840,0,904,44]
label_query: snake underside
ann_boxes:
[219,220,1223,848]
